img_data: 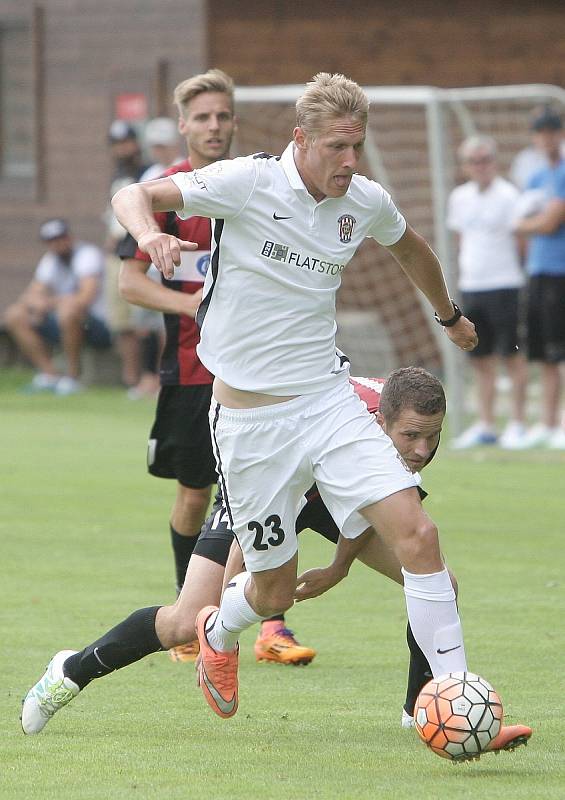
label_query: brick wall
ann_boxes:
[1,0,563,311]
[209,0,565,87]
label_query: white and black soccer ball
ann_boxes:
[414,671,503,761]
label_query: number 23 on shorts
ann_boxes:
[248,515,286,551]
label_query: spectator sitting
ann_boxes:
[447,135,529,449]
[4,219,111,395]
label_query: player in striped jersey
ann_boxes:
[117,69,236,662]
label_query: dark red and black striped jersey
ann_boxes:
[350,376,385,414]
[134,159,212,386]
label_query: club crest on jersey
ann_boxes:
[338,214,356,243]
[197,254,210,276]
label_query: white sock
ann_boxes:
[402,567,467,677]
[205,571,264,652]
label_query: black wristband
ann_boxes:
[434,302,462,327]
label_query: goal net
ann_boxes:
[232,83,565,433]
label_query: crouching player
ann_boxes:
[21,367,531,753]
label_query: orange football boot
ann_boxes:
[168,641,200,663]
[486,724,532,754]
[195,605,239,719]
[254,625,316,666]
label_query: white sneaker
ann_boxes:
[21,650,79,734]
[548,428,565,450]
[23,373,59,393]
[401,708,415,728]
[499,421,528,449]
[55,376,83,396]
[517,424,553,449]
[451,422,497,449]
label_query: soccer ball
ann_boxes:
[414,672,503,761]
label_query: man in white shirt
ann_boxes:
[109,73,533,753]
[4,219,110,394]
[447,135,529,449]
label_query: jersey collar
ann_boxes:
[280,142,310,194]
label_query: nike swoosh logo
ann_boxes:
[273,213,292,220]
[436,645,461,655]
[200,665,236,715]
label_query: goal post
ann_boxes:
[232,83,565,435]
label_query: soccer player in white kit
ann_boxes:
[111,74,527,746]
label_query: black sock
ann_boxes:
[63,606,164,690]
[170,524,199,594]
[404,622,433,715]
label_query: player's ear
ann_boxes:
[376,411,385,430]
[294,126,307,150]
[178,115,187,136]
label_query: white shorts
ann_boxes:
[209,378,420,571]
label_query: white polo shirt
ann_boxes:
[447,176,524,292]
[170,143,406,395]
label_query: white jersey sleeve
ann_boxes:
[365,183,407,246]
[170,157,258,220]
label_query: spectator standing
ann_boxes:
[509,105,565,190]
[4,219,110,394]
[104,121,149,388]
[448,136,528,449]
[139,117,182,182]
[513,108,565,449]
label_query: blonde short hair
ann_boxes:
[173,69,235,118]
[296,73,369,138]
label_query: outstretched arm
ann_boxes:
[112,178,197,279]
[294,528,373,601]
[387,225,478,352]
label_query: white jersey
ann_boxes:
[34,241,106,320]
[447,176,524,292]
[171,143,406,395]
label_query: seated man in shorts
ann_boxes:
[4,218,110,395]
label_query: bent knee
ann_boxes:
[4,304,26,329]
[396,517,442,570]
[177,485,212,513]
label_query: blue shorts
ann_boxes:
[36,312,112,349]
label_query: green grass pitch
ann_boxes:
[1,370,564,799]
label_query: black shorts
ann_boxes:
[193,485,340,567]
[526,275,565,363]
[147,384,217,488]
[461,288,523,358]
